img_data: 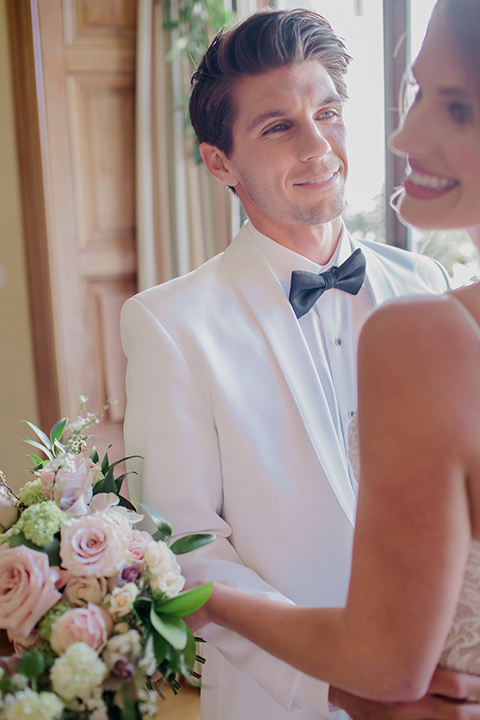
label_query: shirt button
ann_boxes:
[335,338,342,346]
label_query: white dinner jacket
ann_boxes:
[121,222,450,720]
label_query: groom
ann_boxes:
[121,9,480,720]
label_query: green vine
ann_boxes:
[160,0,236,70]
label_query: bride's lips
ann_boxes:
[403,167,459,200]
[294,170,339,189]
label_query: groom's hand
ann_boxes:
[329,668,480,720]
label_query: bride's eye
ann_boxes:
[448,101,473,124]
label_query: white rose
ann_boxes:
[102,629,142,672]
[144,540,184,597]
[149,569,185,597]
[0,485,18,533]
[107,583,139,618]
[63,576,108,607]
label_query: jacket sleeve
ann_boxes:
[120,296,331,717]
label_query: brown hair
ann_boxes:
[189,9,351,158]
[441,0,480,100]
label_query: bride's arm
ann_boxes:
[196,297,478,702]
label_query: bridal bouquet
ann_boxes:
[0,401,214,720]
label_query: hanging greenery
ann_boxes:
[159,0,236,70]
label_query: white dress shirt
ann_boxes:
[249,222,375,495]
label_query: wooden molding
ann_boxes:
[6,0,61,431]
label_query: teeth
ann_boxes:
[408,171,457,191]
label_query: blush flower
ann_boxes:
[127,530,152,564]
[0,545,61,637]
[60,511,131,577]
[50,602,113,655]
[36,455,97,515]
[63,576,108,607]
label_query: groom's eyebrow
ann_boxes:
[247,92,343,133]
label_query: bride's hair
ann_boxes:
[442,0,480,100]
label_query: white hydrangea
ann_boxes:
[50,642,107,700]
[5,689,64,720]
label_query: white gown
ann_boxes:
[348,293,480,676]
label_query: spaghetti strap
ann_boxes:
[444,293,480,345]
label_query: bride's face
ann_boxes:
[391,8,480,239]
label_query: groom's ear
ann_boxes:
[200,143,240,189]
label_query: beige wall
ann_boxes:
[0,0,39,491]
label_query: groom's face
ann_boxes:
[219,60,349,236]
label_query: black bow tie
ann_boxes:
[289,248,366,319]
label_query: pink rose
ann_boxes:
[50,602,113,655]
[0,545,61,636]
[36,455,96,515]
[127,530,152,564]
[60,511,131,577]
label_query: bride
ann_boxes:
[186,0,480,701]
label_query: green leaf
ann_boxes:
[183,627,198,671]
[50,418,68,444]
[133,596,152,624]
[20,439,54,461]
[90,447,99,464]
[9,532,61,567]
[21,420,52,451]
[150,607,188,650]
[119,690,138,720]
[28,454,44,468]
[101,445,113,475]
[18,650,45,679]
[153,630,169,665]
[154,583,213,617]
[139,504,172,540]
[117,495,137,512]
[170,533,216,555]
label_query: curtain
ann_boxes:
[135,0,237,291]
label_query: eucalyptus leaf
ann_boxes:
[139,504,172,540]
[150,607,187,650]
[170,533,216,555]
[154,582,213,617]
[50,418,68,444]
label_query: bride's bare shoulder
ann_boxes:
[359,290,480,398]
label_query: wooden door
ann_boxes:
[8,0,137,461]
